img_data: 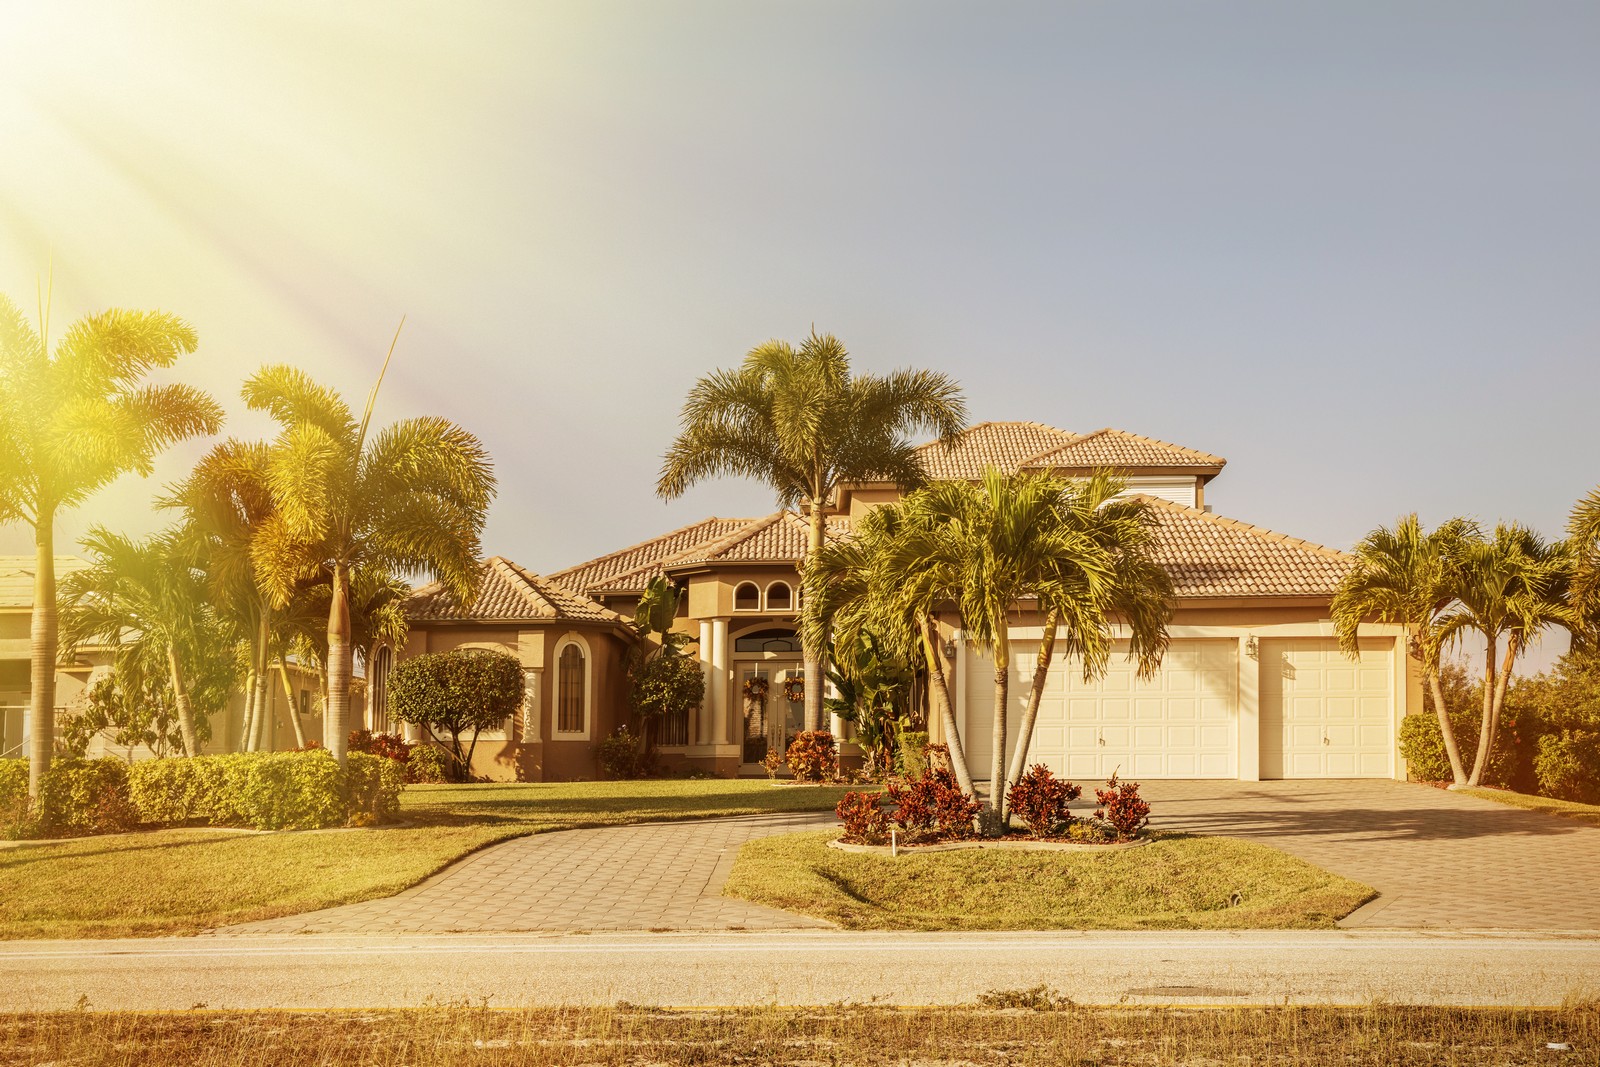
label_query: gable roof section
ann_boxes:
[1137,497,1353,598]
[407,557,623,624]
[548,516,754,595]
[664,511,853,568]
[1021,428,1226,473]
[0,556,88,610]
[909,421,1078,480]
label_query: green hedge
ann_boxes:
[3,750,405,838]
[1533,731,1600,805]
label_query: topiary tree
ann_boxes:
[387,648,523,777]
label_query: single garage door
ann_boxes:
[1260,637,1394,778]
[963,638,1238,780]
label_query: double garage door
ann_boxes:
[961,636,1394,780]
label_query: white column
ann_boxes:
[710,618,729,745]
[1238,634,1261,782]
[699,620,714,745]
[520,669,541,742]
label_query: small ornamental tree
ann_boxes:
[387,648,523,775]
[631,655,705,756]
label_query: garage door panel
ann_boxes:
[1261,637,1393,779]
[964,638,1238,780]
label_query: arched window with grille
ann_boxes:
[554,637,590,738]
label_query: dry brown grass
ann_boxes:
[1,1002,1595,1065]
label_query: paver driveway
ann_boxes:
[1134,779,1600,930]
[218,779,1600,936]
[219,811,836,936]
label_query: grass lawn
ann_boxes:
[1459,787,1600,827]
[0,779,849,940]
[723,830,1374,930]
[4,1003,1596,1066]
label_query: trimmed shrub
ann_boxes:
[1,758,31,839]
[597,728,648,780]
[36,758,138,837]
[1399,712,1524,788]
[785,731,837,782]
[1534,731,1600,805]
[1006,764,1082,837]
[895,731,930,778]
[1093,774,1150,841]
[345,752,406,827]
[405,743,453,784]
[349,730,410,766]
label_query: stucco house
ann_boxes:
[386,421,1419,784]
[1,555,324,759]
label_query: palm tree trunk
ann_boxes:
[28,511,57,797]
[987,627,1010,833]
[166,643,200,757]
[240,665,257,752]
[1425,664,1469,787]
[802,503,826,733]
[1486,638,1518,772]
[250,615,271,752]
[279,659,306,749]
[1003,611,1058,817]
[326,562,354,767]
[1467,635,1498,787]
[920,614,975,797]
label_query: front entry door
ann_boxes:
[740,662,804,764]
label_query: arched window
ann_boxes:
[765,581,792,611]
[734,582,761,611]
[554,638,590,737]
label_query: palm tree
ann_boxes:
[59,527,236,756]
[658,330,966,731]
[1331,516,1479,788]
[1570,488,1600,649]
[0,294,221,793]
[242,356,494,766]
[896,470,1169,828]
[1437,523,1574,787]
[805,501,979,796]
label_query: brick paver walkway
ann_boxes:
[218,812,836,936]
[1132,779,1600,930]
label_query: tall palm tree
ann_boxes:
[59,527,236,756]
[658,331,966,730]
[242,356,494,766]
[1570,488,1600,649]
[0,294,221,793]
[1437,523,1574,787]
[1331,516,1479,788]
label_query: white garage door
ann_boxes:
[1260,637,1394,778]
[963,638,1238,780]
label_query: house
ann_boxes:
[383,422,1419,783]
[0,555,324,759]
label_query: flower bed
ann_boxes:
[833,765,1152,847]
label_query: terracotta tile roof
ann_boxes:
[664,512,853,568]
[1021,428,1226,472]
[548,517,754,595]
[1137,497,1354,598]
[407,557,624,623]
[0,556,88,610]
[910,421,1078,480]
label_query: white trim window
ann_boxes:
[552,635,592,739]
[764,580,793,612]
[734,582,761,611]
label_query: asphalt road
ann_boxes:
[3,930,1597,1010]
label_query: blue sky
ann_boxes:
[1,2,1595,665]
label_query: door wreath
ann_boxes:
[781,676,805,704]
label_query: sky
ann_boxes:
[1,1,1595,669]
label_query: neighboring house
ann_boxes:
[380,422,1419,783]
[0,554,324,760]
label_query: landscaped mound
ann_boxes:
[724,830,1375,930]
